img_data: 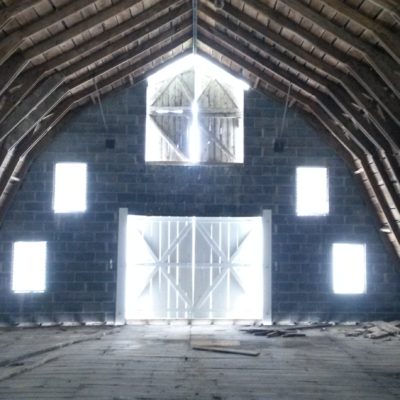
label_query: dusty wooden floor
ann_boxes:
[0,324,399,399]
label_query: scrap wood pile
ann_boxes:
[344,321,400,339]
[240,323,333,338]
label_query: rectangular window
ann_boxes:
[53,163,87,213]
[296,167,329,216]
[146,54,247,164]
[12,241,46,293]
[332,243,366,294]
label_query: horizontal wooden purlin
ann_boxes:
[197,32,400,241]
[0,36,191,166]
[0,73,65,142]
[1,18,190,150]
[200,4,400,154]
[44,0,187,73]
[239,0,400,126]
[198,26,400,218]
[198,48,400,258]
[66,21,192,92]
[209,3,400,151]
[0,0,43,30]
[197,20,400,172]
[62,5,191,79]
[368,0,400,21]
[22,0,144,62]
[0,0,100,66]
[68,39,192,104]
[0,0,187,129]
[277,0,400,99]
[320,0,400,64]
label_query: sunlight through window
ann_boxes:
[332,243,366,294]
[12,241,46,293]
[146,54,247,164]
[53,163,87,213]
[296,167,329,216]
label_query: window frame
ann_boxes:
[145,54,247,165]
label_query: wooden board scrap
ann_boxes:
[192,345,260,357]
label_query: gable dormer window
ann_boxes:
[145,54,247,164]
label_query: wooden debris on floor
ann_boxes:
[344,321,400,339]
[240,323,333,338]
[191,345,260,356]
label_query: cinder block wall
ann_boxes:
[0,82,399,324]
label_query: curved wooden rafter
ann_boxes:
[0,38,193,217]
[0,0,189,125]
[240,0,400,127]
[209,2,400,151]
[196,29,400,255]
[196,18,400,193]
[277,0,400,99]
[0,0,398,260]
[196,46,400,257]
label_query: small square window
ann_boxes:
[53,163,87,213]
[332,243,366,294]
[296,167,329,216]
[12,241,46,293]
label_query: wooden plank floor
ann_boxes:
[0,325,399,399]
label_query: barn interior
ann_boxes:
[0,0,399,398]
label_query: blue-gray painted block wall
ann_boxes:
[0,82,399,324]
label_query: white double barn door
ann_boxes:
[124,215,267,321]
